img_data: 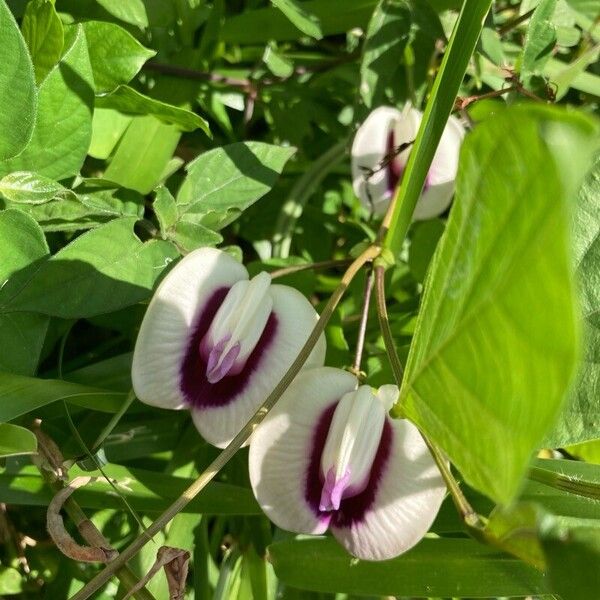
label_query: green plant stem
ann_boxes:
[269,258,351,279]
[92,389,137,451]
[351,267,374,376]
[272,139,348,258]
[381,0,492,256]
[528,466,600,501]
[374,266,482,529]
[69,244,381,600]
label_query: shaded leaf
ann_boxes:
[0,423,37,458]
[96,85,210,134]
[269,537,551,597]
[95,0,148,29]
[271,0,323,39]
[0,210,49,375]
[0,217,179,318]
[360,0,412,107]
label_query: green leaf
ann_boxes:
[96,85,210,134]
[481,502,546,569]
[408,218,445,282]
[540,515,600,600]
[103,115,181,194]
[153,185,178,232]
[171,218,223,253]
[547,155,600,447]
[88,108,132,159]
[154,186,222,252]
[21,0,64,84]
[0,567,22,595]
[0,210,49,375]
[566,439,600,463]
[0,217,179,318]
[0,171,75,204]
[269,537,551,597]
[359,0,412,107]
[394,106,599,503]
[95,0,148,29]
[270,0,323,39]
[221,0,377,44]
[0,0,37,160]
[263,44,294,78]
[0,423,37,457]
[522,0,557,77]
[82,21,155,93]
[0,463,261,515]
[563,0,599,19]
[0,24,94,180]
[0,371,126,422]
[177,142,296,229]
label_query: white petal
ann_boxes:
[132,248,248,409]
[351,106,402,215]
[249,367,358,535]
[413,114,465,221]
[320,386,386,503]
[192,283,327,448]
[331,418,446,561]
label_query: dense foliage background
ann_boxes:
[0,0,599,598]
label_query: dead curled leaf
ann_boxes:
[46,476,118,563]
[122,546,190,600]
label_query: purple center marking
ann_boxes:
[180,287,278,408]
[304,403,393,528]
[385,129,431,197]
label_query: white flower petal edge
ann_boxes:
[249,367,357,535]
[192,283,326,448]
[351,106,402,216]
[331,418,446,560]
[132,248,247,410]
[249,367,446,561]
[351,104,465,221]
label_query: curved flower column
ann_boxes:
[351,105,465,220]
[249,367,446,561]
[132,248,326,448]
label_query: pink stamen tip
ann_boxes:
[319,467,351,512]
[206,340,241,384]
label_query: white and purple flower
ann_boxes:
[132,248,326,448]
[249,367,446,561]
[351,105,465,220]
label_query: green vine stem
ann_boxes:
[529,465,600,501]
[381,0,492,256]
[374,265,483,529]
[272,139,348,259]
[69,244,381,600]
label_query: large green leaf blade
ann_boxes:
[0,217,179,318]
[0,210,49,375]
[547,154,600,447]
[0,371,126,421]
[394,106,599,503]
[0,24,94,180]
[0,0,37,160]
[269,537,551,597]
